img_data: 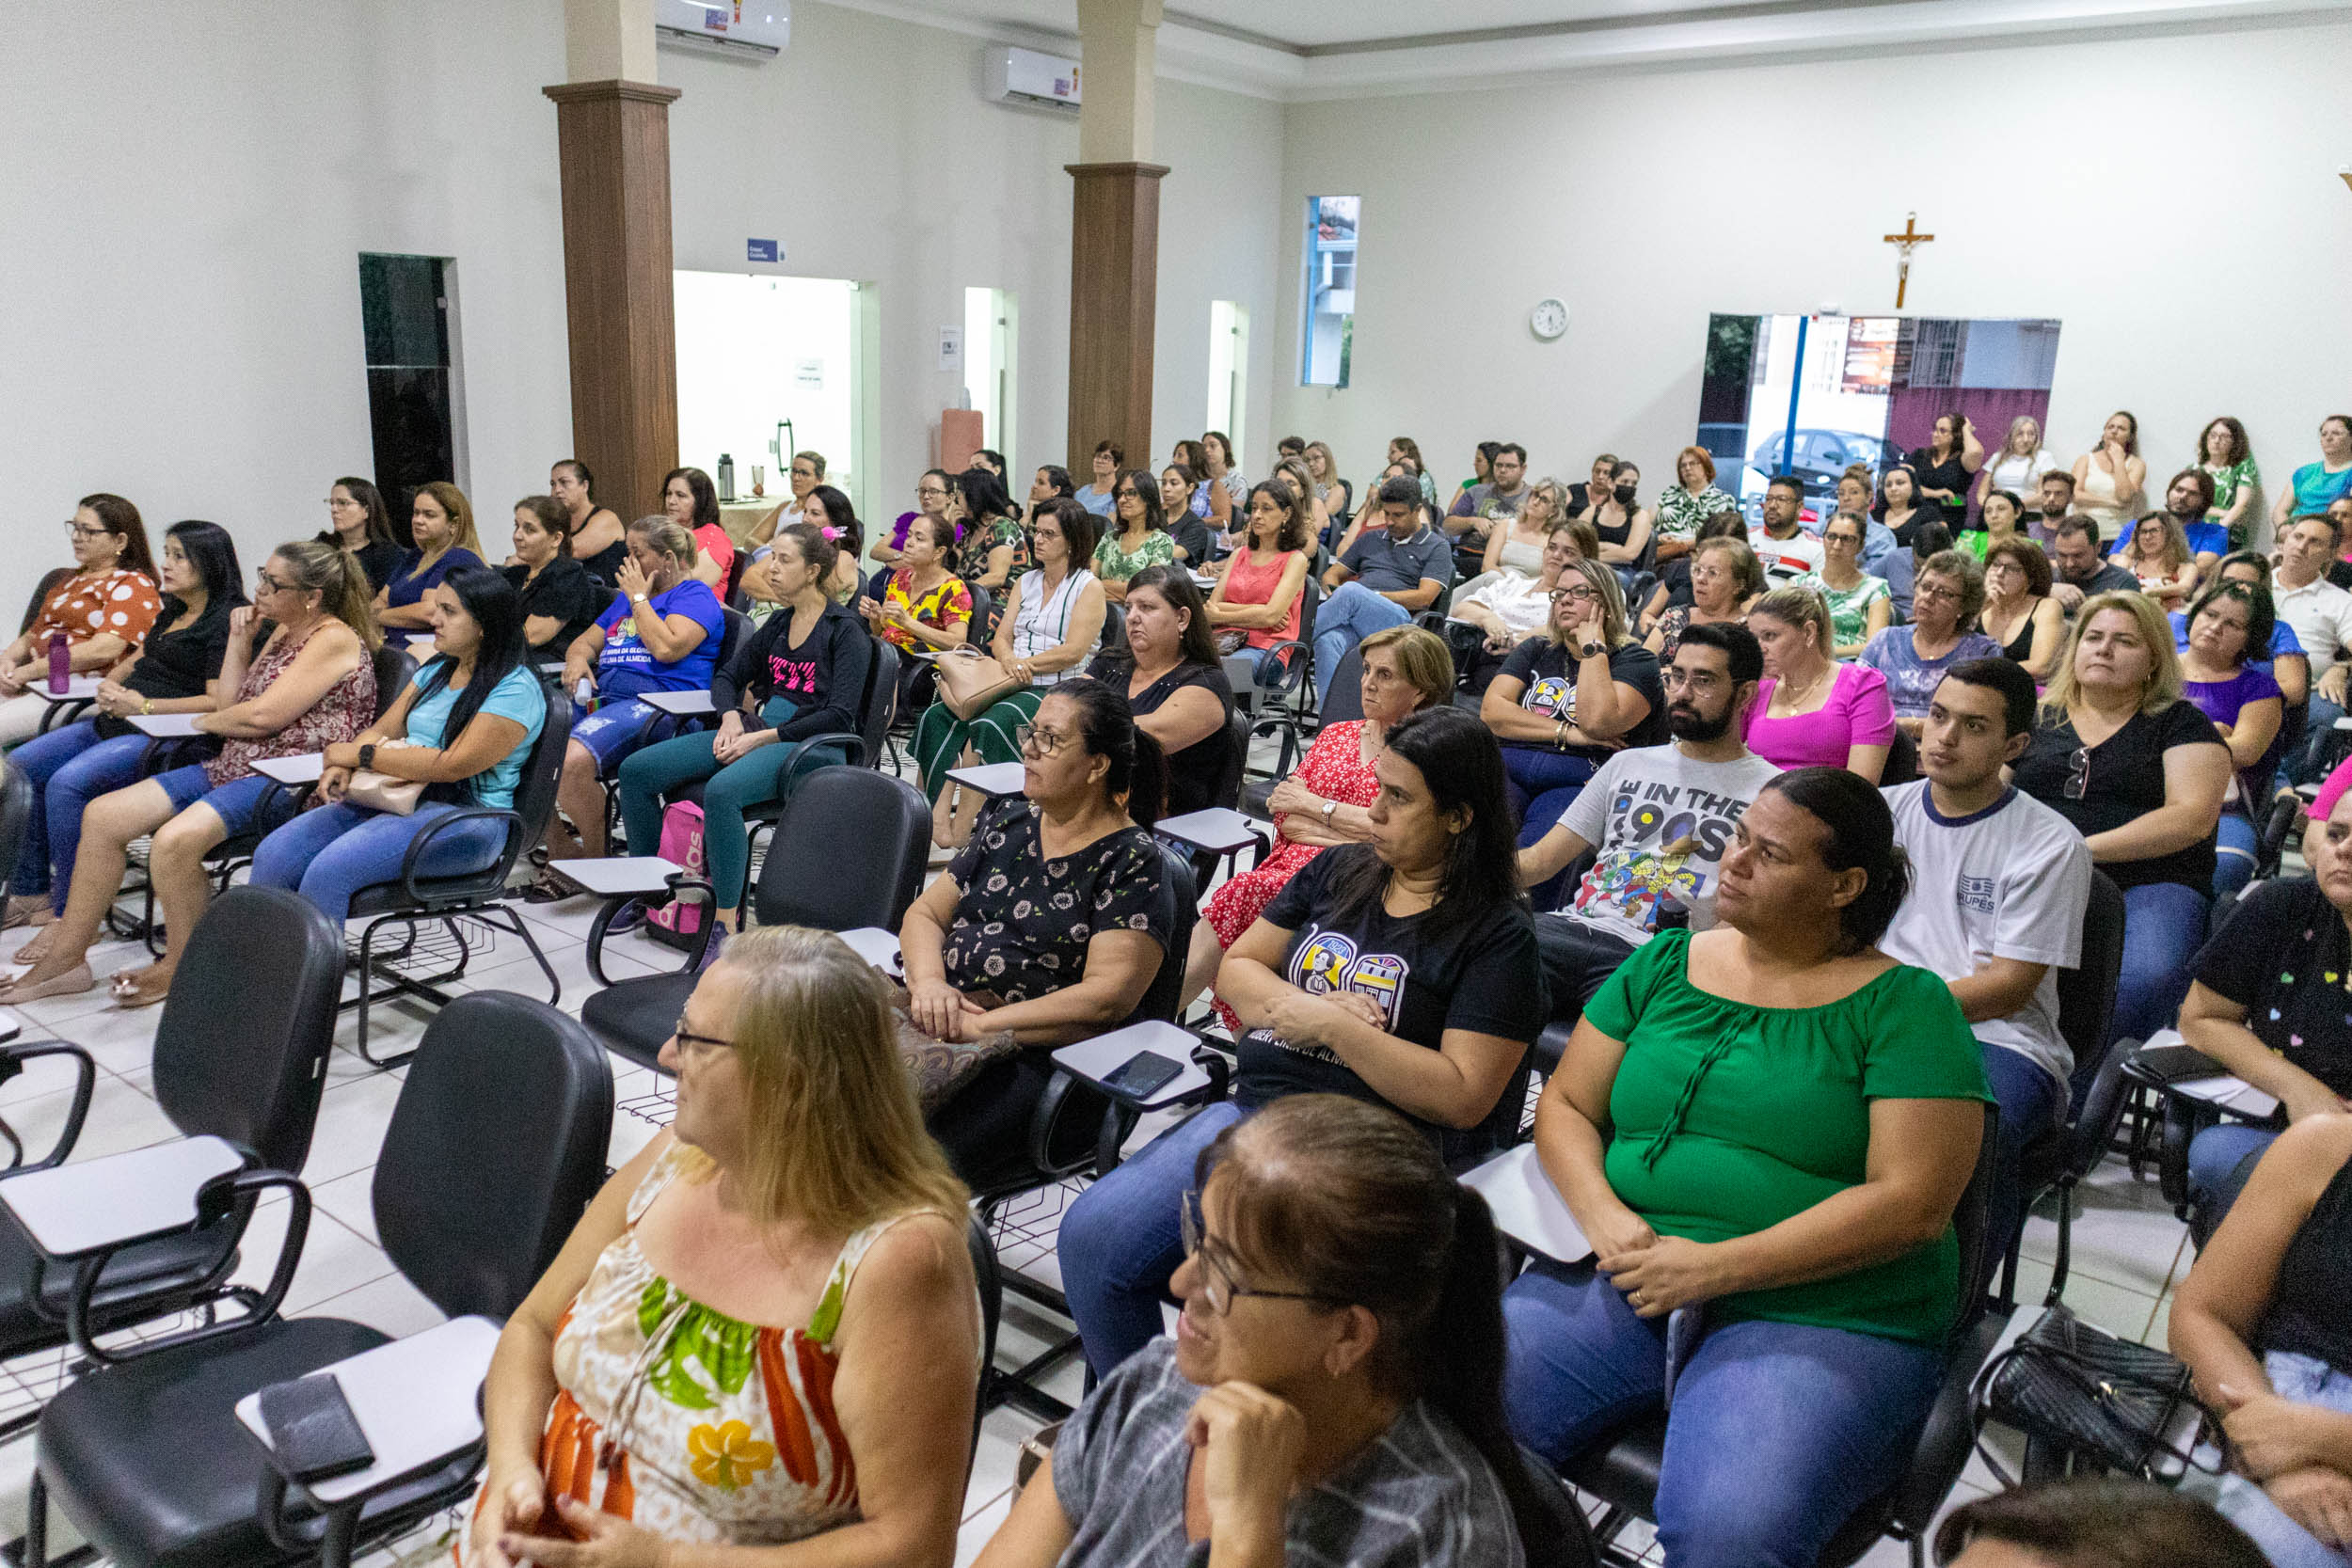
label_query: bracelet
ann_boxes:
[141,697,152,716]
[1554,719,1569,752]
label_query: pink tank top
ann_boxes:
[1222,547,1301,649]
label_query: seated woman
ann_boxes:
[1743,585,1897,781]
[1958,485,2027,562]
[1094,469,1176,607]
[467,927,977,1568]
[2178,580,2284,899]
[901,679,1170,1182]
[0,492,163,747]
[0,541,376,1006]
[1878,464,1932,550]
[1637,512,1747,634]
[2172,788,2352,1210]
[1979,535,2066,684]
[552,519,723,862]
[505,497,609,654]
[5,520,242,933]
[856,510,972,711]
[1645,533,1763,663]
[660,466,735,593]
[549,458,628,587]
[1581,459,1654,577]
[977,1096,1559,1568]
[1654,446,1738,564]
[1883,520,1953,625]
[1086,567,1233,819]
[318,476,402,592]
[1502,768,1990,1568]
[616,524,872,930]
[950,468,1027,596]
[1460,475,1570,599]
[866,467,949,570]
[1858,549,2001,735]
[1062,705,1542,1377]
[1175,438,1232,537]
[1455,525,1595,695]
[1204,480,1311,678]
[1805,511,1891,659]
[1480,557,1664,839]
[1157,463,1214,567]
[1181,626,1454,1019]
[2110,510,2201,610]
[251,566,547,926]
[1830,465,1899,574]
[375,482,485,633]
[912,499,1105,809]
[2012,594,2230,1055]
[799,484,867,605]
[2172,1113,2352,1567]
[2180,550,2309,710]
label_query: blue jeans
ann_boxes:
[153,767,295,835]
[249,800,510,924]
[569,698,660,768]
[2187,1122,2280,1215]
[2183,1350,2352,1566]
[2214,812,2260,900]
[1981,1044,2062,1274]
[2109,880,2210,1056]
[8,722,151,908]
[1503,745,1598,841]
[1060,1101,1245,1379]
[1311,582,1411,705]
[2293,696,2345,786]
[1502,1259,1944,1568]
[616,730,850,909]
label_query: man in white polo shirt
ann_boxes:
[2273,512,2352,783]
[1882,657,2092,1262]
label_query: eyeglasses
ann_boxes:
[62,522,107,542]
[1549,585,1599,604]
[326,497,360,510]
[254,570,293,594]
[917,485,948,499]
[1662,667,1724,692]
[1915,583,1964,605]
[1181,1191,1335,1317]
[1014,722,1072,757]
[2062,745,2092,800]
[670,1020,736,1058]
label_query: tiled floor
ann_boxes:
[0,872,2201,1568]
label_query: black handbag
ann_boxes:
[1971,1302,2217,1482]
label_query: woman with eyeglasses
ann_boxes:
[1479,558,1664,838]
[317,476,402,592]
[375,482,487,633]
[0,494,164,748]
[2111,510,2201,611]
[1856,549,2002,735]
[468,927,979,1568]
[980,1096,1573,1568]
[4,522,243,936]
[1060,707,1543,1379]
[0,541,377,1006]
[869,467,955,572]
[2012,593,2232,1054]
[1643,534,1762,664]
[1806,512,1892,660]
[1978,536,2065,685]
[2176,579,2285,900]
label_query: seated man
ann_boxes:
[1880,657,2092,1259]
[1747,474,1824,586]
[2048,515,2137,615]
[1444,439,1531,577]
[1313,475,1450,705]
[1517,622,1781,1022]
[2270,511,2352,784]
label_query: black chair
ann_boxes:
[1099,601,1127,657]
[1240,642,1362,820]
[1994,871,2128,1307]
[1563,1102,2003,1568]
[0,886,345,1444]
[23,991,612,1568]
[580,767,932,1070]
[17,570,73,638]
[965,1213,1004,1464]
[0,763,31,903]
[1881,727,1921,787]
[344,698,575,1067]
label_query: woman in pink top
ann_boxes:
[1206,480,1312,668]
[1743,584,1898,781]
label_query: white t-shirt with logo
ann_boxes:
[1551,743,1784,944]
[1880,781,2091,1102]
[1749,526,1825,585]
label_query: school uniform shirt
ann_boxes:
[711,597,873,745]
[593,579,725,699]
[403,663,548,810]
[1880,782,2093,1103]
[1238,843,1547,1159]
[1552,743,1783,942]
[1496,639,1669,758]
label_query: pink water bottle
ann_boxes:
[44,633,67,695]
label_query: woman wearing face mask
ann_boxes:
[318,476,402,593]
[1654,448,1737,565]
[548,460,629,587]
[2074,411,2150,544]
[504,497,609,652]
[375,482,486,632]
[1581,461,1653,574]
[0,494,164,747]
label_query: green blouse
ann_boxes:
[1801,571,1890,650]
[1584,930,1991,1345]
[1093,526,1176,584]
[2204,457,2260,544]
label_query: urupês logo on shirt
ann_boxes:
[1574,775,1756,931]
[1279,927,1411,1063]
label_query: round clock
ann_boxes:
[1530,297,1569,341]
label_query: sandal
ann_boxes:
[0,962,95,1005]
[522,870,576,904]
[109,967,172,1009]
[1,896,55,933]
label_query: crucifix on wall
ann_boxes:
[1883,212,1934,309]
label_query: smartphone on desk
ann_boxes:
[1101,1049,1184,1101]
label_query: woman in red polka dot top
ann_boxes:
[0,493,162,746]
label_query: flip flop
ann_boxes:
[109,968,171,1009]
[0,963,95,1005]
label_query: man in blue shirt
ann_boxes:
[1312,476,1451,704]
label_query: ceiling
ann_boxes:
[827,0,2352,96]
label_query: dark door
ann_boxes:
[358,253,455,547]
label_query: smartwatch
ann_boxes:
[358,744,376,771]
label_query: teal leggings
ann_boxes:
[616,730,850,908]
[912,688,1043,802]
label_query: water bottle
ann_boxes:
[45,632,68,695]
[575,675,595,711]
[717,452,736,502]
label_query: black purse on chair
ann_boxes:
[1971,1303,2217,1482]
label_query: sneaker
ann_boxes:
[604,899,645,935]
[691,924,726,973]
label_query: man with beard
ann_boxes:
[2028,469,2076,545]
[1517,621,1782,1025]
[2146,467,2226,573]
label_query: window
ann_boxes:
[358,253,462,534]
[1298,197,1358,388]
[1906,319,1964,388]
[1207,301,1248,463]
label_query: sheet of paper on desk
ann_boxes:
[2174,1076,2280,1118]
[1462,1143,1593,1264]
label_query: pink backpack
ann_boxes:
[644,800,706,945]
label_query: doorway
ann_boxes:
[964,287,1018,468]
[674,272,862,511]
[1207,300,1249,468]
[358,252,463,540]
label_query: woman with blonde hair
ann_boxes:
[376,481,486,632]
[1973,414,2058,517]
[1744,583,1897,781]
[2111,509,2201,610]
[469,927,977,1568]
[2013,592,2231,1053]
[1463,476,1568,594]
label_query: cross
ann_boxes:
[1883,212,1934,309]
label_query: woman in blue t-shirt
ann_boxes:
[552,518,723,858]
[250,564,548,923]
[2271,415,2352,537]
[374,482,486,633]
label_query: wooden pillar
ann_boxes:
[1065,162,1168,473]
[542,78,681,522]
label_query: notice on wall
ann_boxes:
[746,238,780,263]
[795,358,824,389]
[938,326,963,372]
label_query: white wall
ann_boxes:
[1272,18,2352,512]
[0,1,574,623]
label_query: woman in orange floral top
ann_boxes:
[0,493,163,745]
[471,927,978,1568]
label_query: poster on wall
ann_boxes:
[1699,313,2062,528]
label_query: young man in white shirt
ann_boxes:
[1517,622,1782,1022]
[1748,474,1824,585]
[1881,657,2093,1259]
[2273,513,2352,783]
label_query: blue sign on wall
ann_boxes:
[747,238,778,263]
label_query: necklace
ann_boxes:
[1776,659,1832,713]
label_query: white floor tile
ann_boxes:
[43,998,163,1078]
[2016,1177,2189,1299]
[310,1164,381,1245]
[301,1069,410,1182]
[303,1269,449,1338]
[955,1487,1013,1568]
[231,1200,396,1313]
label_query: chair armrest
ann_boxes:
[584,874,716,986]
[60,1164,308,1365]
[0,1039,96,1172]
[1050,1021,1224,1112]
[1890,1309,2010,1535]
[777,731,865,792]
[395,806,523,903]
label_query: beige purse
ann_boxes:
[935,648,1025,721]
[342,739,425,816]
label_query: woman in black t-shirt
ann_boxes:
[1908,412,1983,532]
[317,476,402,592]
[504,497,610,652]
[1086,566,1234,819]
[2013,593,2231,1056]
[1057,705,1545,1377]
[3,520,246,931]
[1479,555,1664,839]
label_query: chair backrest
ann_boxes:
[19,567,73,637]
[502,694,576,853]
[752,767,932,931]
[1209,705,1250,811]
[714,606,749,674]
[966,583,994,642]
[865,563,892,604]
[1880,727,1920,787]
[0,765,30,904]
[1948,1101,2003,1339]
[373,991,613,1319]
[1124,845,1199,1027]
[859,638,898,767]
[152,886,345,1173]
[371,645,419,722]
[723,546,754,610]
[2055,869,2126,1094]
[1318,645,1367,725]
[1100,600,1127,656]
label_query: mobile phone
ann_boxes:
[1101,1049,1184,1101]
[258,1372,376,1482]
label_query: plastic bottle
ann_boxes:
[45,632,68,695]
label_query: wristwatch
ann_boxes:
[1579,641,1606,659]
[631,593,649,604]
[1321,799,1339,824]
[358,744,376,771]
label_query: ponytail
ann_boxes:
[272,539,382,651]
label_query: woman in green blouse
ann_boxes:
[1094,468,1176,606]
[1502,766,1990,1568]
[2197,416,2262,552]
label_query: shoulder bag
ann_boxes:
[1971,1301,2218,1483]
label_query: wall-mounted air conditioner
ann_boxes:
[658,0,790,59]
[985,46,1081,116]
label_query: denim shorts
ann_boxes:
[569,698,659,768]
[153,767,293,838]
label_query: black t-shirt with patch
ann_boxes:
[2196,877,2352,1097]
[1497,639,1668,758]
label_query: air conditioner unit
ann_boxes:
[985,46,1081,116]
[657,0,789,59]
